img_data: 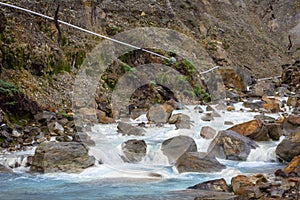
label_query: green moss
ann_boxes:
[0,80,23,97]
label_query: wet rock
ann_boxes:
[226,90,240,102]
[96,110,115,124]
[251,79,276,97]
[30,142,95,173]
[242,100,265,110]
[188,178,230,192]
[228,119,271,141]
[209,130,258,161]
[161,135,197,165]
[175,152,226,173]
[206,105,222,117]
[130,108,147,120]
[276,130,300,162]
[121,139,147,163]
[261,96,282,113]
[231,175,262,195]
[283,155,300,177]
[282,115,300,135]
[0,164,13,173]
[117,121,145,136]
[200,112,214,121]
[73,132,95,146]
[194,105,204,113]
[200,126,217,139]
[146,103,173,123]
[169,113,191,129]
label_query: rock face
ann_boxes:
[121,139,147,163]
[209,130,258,161]
[175,152,226,173]
[30,142,95,173]
[188,178,230,192]
[219,66,252,92]
[117,122,145,136]
[146,104,173,123]
[276,130,300,162]
[161,135,197,164]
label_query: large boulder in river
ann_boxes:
[30,142,95,173]
[146,103,173,123]
[161,135,197,164]
[121,139,147,163]
[275,129,300,162]
[175,152,226,173]
[208,130,258,161]
[117,121,145,136]
[228,119,283,141]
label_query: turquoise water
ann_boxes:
[0,160,284,200]
[0,106,286,199]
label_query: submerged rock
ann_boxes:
[175,152,226,173]
[0,164,13,173]
[209,130,258,161]
[161,135,197,164]
[188,178,230,192]
[121,139,147,163]
[30,142,95,173]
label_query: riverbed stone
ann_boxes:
[175,152,226,173]
[169,113,191,129]
[121,139,147,163]
[283,155,300,177]
[276,129,300,162]
[161,135,197,164]
[30,142,95,173]
[117,121,145,136]
[209,130,258,161]
[200,126,217,139]
[188,178,230,192]
[146,103,173,123]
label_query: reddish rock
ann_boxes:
[261,96,282,113]
[283,155,300,176]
